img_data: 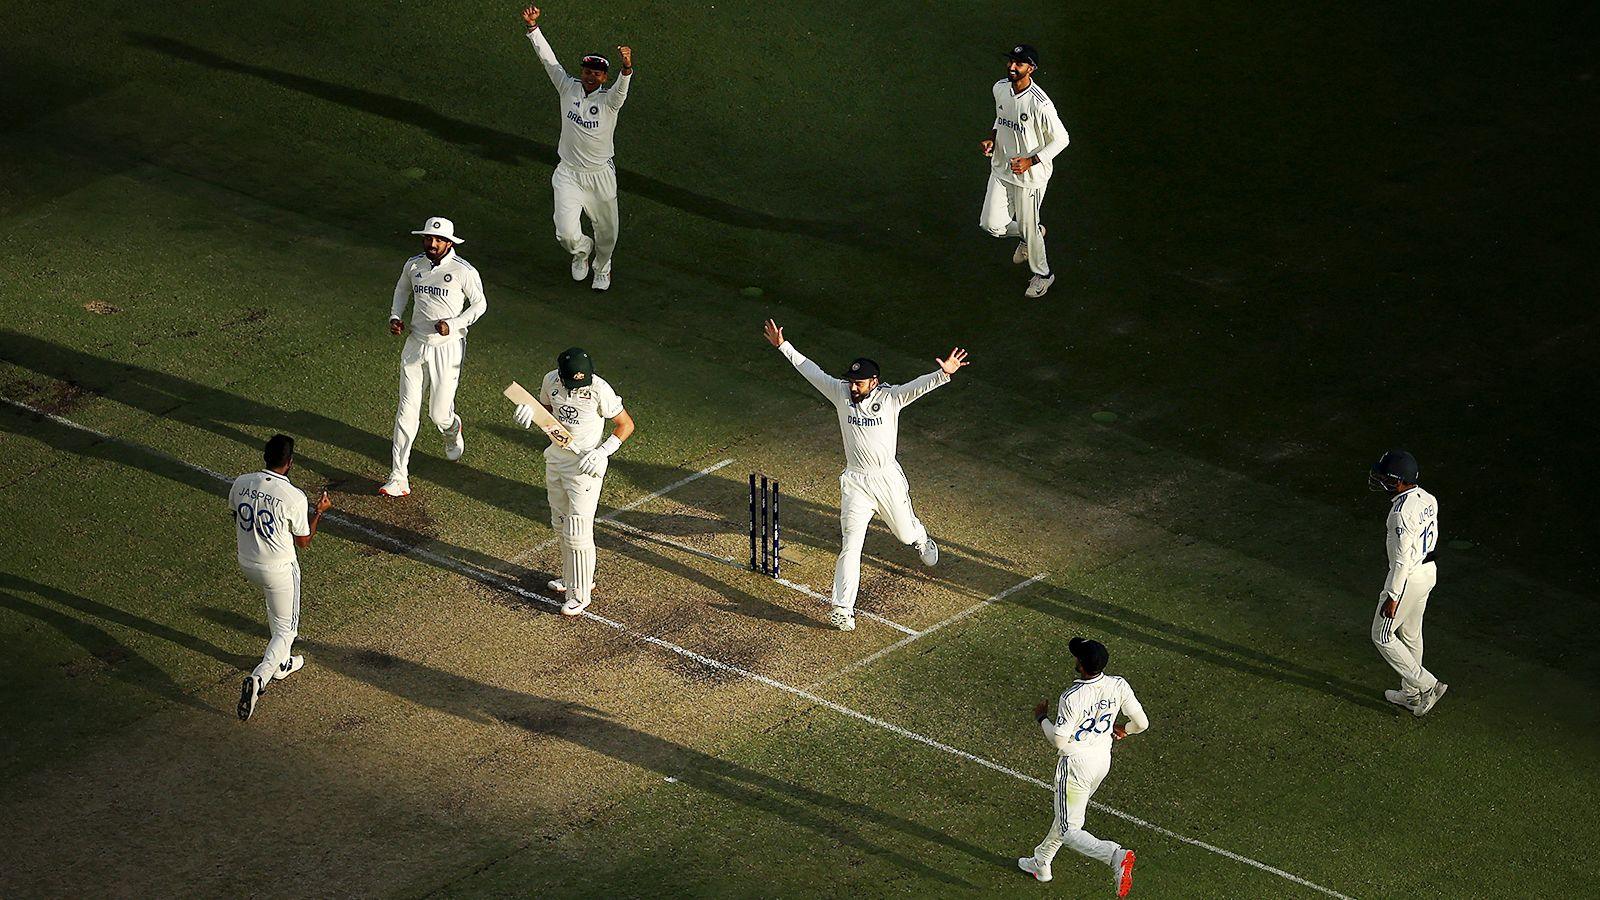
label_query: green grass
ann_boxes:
[2,1,1597,897]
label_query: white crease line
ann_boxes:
[603,519,919,636]
[828,572,1050,682]
[510,458,736,565]
[4,398,1355,900]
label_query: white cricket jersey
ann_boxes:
[540,370,625,454]
[1041,674,1148,759]
[527,28,631,172]
[389,249,488,346]
[990,78,1069,188]
[779,341,949,473]
[228,470,310,567]
[1384,486,1439,598]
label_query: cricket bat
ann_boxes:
[504,382,575,450]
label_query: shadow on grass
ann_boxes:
[1023,586,1396,714]
[125,32,887,253]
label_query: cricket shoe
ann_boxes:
[828,607,856,632]
[1412,681,1448,717]
[378,477,410,497]
[1384,689,1421,711]
[445,418,465,462]
[561,595,592,616]
[273,655,305,682]
[1017,856,1052,882]
[571,250,591,281]
[237,675,261,721]
[592,266,612,292]
[915,537,940,566]
[547,579,567,593]
[1013,226,1046,264]
[1113,848,1136,897]
[1025,272,1057,298]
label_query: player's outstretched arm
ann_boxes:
[766,319,846,403]
[607,45,634,109]
[889,347,969,407]
[522,5,569,89]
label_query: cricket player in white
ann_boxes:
[1021,638,1144,896]
[381,217,488,497]
[522,5,634,292]
[229,435,330,722]
[514,347,635,616]
[979,43,1069,299]
[763,319,968,631]
[1368,450,1448,715]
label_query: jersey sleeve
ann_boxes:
[606,72,631,110]
[778,341,846,405]
[1034,98,1070,163]
[1119,679,1149,735]
[289,489,312,538]
[391,262,411,321]
[597,379,624,418]
[884,369,951,409]
[526,28,570,90]
[449,266,487,332]
[541,371,561,408]
[1383,496,1426,597]
[227,478,240,517]
[1039,688,1078,752]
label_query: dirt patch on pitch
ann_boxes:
[2,378,92,417]
[316,479,441,557]
[82,300,123,315]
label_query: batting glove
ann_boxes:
[514,404,535,429]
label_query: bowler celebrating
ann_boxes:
[514,347,635,616]
[381,217,488,498]
[764,319,967,632]
[979,43,1069,299]
[1020,638,1145,896]
[1368,450,1448,715]
[229,435,330,722]
[522,5,634,292]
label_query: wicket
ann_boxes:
[749,473,781,577]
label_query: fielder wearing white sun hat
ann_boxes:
[411,216,465,244]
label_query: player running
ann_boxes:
[979,43,1069,299]
[1368,450,1448,715]
[763,319,967,632]
[513,347,635,616]
[381,217,488,498]
[1020,638,1145,896]
[522,5,634,292]
[229,435,331,722]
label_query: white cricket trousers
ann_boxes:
[832,464,928,614]
[545,446,607,605]
[1372,561,1439,696]
[240,560,300,684]
[553,161,619,276]
[390,335,464,482]
[979,173,1050,277]
[1034,752,1121,869]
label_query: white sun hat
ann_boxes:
[411,216,465,244]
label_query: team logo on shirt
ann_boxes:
[871,402,881,413]
[590,105,599,115]
[558,404,580,423]
[443,273,452,282]
[1020,112,1030,122]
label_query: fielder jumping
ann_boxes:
[763,319,967,632]
[381,217,488,498]
[979,43,1069,299]
[522,5,634,292]
[514,347,635,616]
[229,434,331,722]
[1021,638,1145,896]
[1368,450,1448,715]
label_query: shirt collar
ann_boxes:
[426,248,455,269]
[1073,673,1105,685]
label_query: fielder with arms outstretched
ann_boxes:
[1021,638,1145,896]
[521,5,634,292]
[763,319,967,631]
[514,347,635,616]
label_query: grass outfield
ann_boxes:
[2,1,1597,897]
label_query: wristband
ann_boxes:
[599,434,622,456]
